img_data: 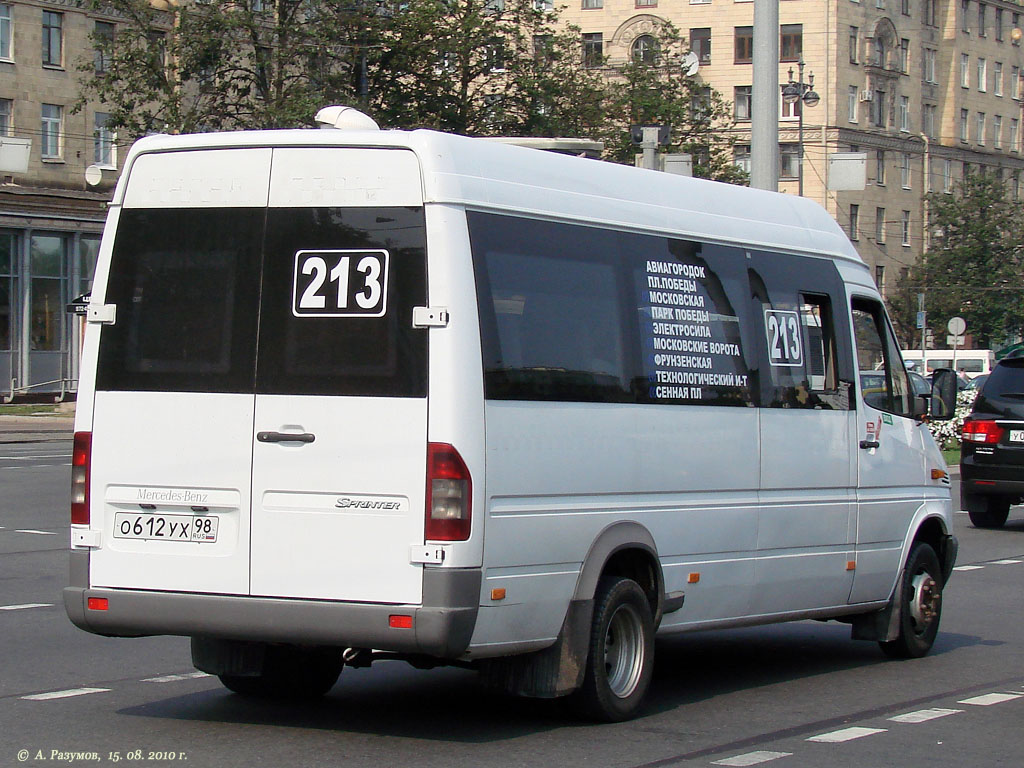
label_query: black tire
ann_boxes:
[218,646,342,699]
[965,494,1011,528]
[570,576,655,722]
[879,542,943,660]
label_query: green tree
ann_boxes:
[598,24,746,183]
[77,0,376,134]
[891,171,1024,349]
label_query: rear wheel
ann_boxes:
[965,494,1011,528]
[880,542,943,660]
[570,576,654,722]
[218,646,342,699]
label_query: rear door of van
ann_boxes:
[89,145,428,604]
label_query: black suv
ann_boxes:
[961,356,1024,527]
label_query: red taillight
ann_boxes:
[962,420,1004,444]
[71,431,91,525]
[389,614,413,629]
[425,442,472,541]
[87,597,108,611]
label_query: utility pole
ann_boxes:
[750,0,779,191]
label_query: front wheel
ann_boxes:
[964,494,1010,528]
[570,576,654,722]
[879,542,943,659]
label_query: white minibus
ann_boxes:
[65,109,959,721]
[902,348,994,379]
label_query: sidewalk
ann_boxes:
[0,410,75,444]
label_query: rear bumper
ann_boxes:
[64,566,481,659]
[960,456,1024,499]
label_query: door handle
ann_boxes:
[257,431,316,444]
[859,440,880,449]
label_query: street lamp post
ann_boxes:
[781,60,820,197]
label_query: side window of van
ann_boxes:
[748,253,854,410]
[852,298,913,416]
[470,212,632,403]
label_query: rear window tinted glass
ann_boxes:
[97,208,263,393]
[974,359,1024,414]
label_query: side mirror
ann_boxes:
[929,368,958,420]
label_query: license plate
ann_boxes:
[1010,430,1024,443]
[113,513,219,543]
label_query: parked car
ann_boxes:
[960,358,1024,527]
[964,374,989,391]
[908,371,932,398]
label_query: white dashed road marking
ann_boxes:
[712,752,792,767]
[142,672,210,683]
[991,559,1023,565]
[22,688,110,701]
[954,565,985,571]
[15,529,58,536]
[806,727,887,743]
[888,708,963,723]
[0,603,52,611]
[958,692,1023,706]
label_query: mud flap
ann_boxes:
[479,598,594,698]
[850,578,904,643]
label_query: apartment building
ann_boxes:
[562,0,1024,300]
[0,0,124,400]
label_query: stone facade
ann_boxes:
[561,0,1024,299]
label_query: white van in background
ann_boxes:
[65,109,959,721]
[902,348,995,379]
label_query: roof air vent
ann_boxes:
[314,106,380,131]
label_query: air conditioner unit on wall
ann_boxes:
[859,90,874,103]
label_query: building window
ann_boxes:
[996,7,1004,40]
[780,143,799,179]
[780,24,801,62]
[899,38,909,73]
[924,0,937,27]
[901,0,910,14]
[873,91,886,127]
[849,26,859,63]
[994,115,1003,148]
[94,112,116,168]
[899,95,910,131]
[960,108,969,141]
[690,28,711,64]
[0,98,10,136]
[1013,66,1021,99]
[943,159,953,191]
[873,36,886,67]
[995,62,1003,96]
[848,86,858,122]
[1016,13,1022,46]
[582,33,602,66]
[979,2,987,36]
[41,104,62,158]
[735,27,753,64]
[636,0,657,6]
[924,48,936,83]
[94,21,114,74]
[42,11,63,67]
[734,86,752,120]
[961,54,970,87]
[632,35,657,64]
[978,58,987,91]
[1011,118,1020,152]
[876,208,886,243]
[581,0,602,8]
[849,204,860,240]
[977,112,986,144]
[923,103,936,138]
[876,149,886,185]
[734,145,751,174]
[0,4,11,61]
[780,85,801,119]
[901,153,911,188]
[962,0,971,33]
[29,234,66,352]
[901,211,911,246]
[875,266,885,292]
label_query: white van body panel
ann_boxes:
[122,148,272,208]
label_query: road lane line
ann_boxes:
[888,708,963,723]
[953,565,985,571]
[15,529,58,535]
[991,559,1022,565]
[0,603,52,611]
[806,727,887,743]
[22,688,110,701]
[142,672,211,683]
[712,751,792,766]
[958,693,1023,706]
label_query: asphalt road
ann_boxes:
[2,440,1022,768]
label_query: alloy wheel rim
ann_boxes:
[603,603,645,698]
